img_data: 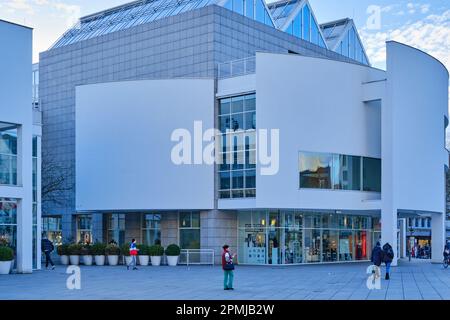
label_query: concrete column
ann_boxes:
[381,207,398,266]
[161,212,178,247]
[431,211,445,263]
[201,209,237,264]
[61,213,73,243]
[36,135,42,270]
[16,125,33,273]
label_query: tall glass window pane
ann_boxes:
[255,0,264,23]
[311,18,319,45]
[337,155,361,190]
[339,230,354,261]
[302,5,310,41]
[220,98,231,115]
[349,27,355,60]
[363,157,381,192]
[179,212,200,249]
[233,0,244,15]
[322,230,338,262]
[342,33,349,57]
[142,214,161,245]
[245,0,253,18]
[292,13,302,38]
[76,215,92,244]
[304,229,320,263]
[0,126,18,186]
[299,152,333,189]
[107,213,125,245]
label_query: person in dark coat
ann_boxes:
[41,236,55,270]
[382,242,394,280]
[371,242,383,267]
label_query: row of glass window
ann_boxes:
[299,151,381,192]
[224,0,274,27]
[285,4,326,48]
[237,211,380,264]
[408,217,431,229]
[336,26,369,65]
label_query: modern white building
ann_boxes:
[39,0,448,266]
[0,20,42,273]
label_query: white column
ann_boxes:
[381,207,398,266]
[431,212,445,264]
[36,135,42,270]
[16,125,33,273]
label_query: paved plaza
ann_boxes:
[1,259,450,300]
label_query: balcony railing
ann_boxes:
[178,249,215,266]
[218,56,256,79]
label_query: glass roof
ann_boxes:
[52,0,219,48]
[268,0,299,28]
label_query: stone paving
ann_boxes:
[1,259,450,300]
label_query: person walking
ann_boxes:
[382,242,394,280]
[127,239,139,270]
[222,245,236,290]
[41,236,55,270]
[370,242,383,281]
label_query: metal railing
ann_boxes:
[178,249,215,266]
[218,56,256,79]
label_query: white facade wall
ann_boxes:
[76,79,215,212]
[0,20,34,273]
[254,52,385,210]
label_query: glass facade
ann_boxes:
[218,94,256,199]
[0,199,17,254]
[299,151,381,193]
[106,213,125,245]
[0,125,18,186]
[32,136,38,269]
[142,213,161,245]
[42,216,62,246]
[76,215,92,244]
[179,211,200,249]
[238,210,378,264]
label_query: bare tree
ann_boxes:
[41,152,74,207]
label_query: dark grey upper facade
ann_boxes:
[40,4,363,241]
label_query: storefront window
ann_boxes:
[238,211,376,265]
[106,213,125,245]
[76,215,92,244]
[42,216,62,245]
[0,125,18,186]
[179,211,200,249]
[0,199,17,257]
[142,213,161,245]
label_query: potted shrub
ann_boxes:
[81,244,93,266]
[57,244,70,265]
[137,244,150,266]
[91,243,107,266]
[149,245,164,266]
[68,244,82,265]
[165,244,180,266]
[105,243,120,266]
[121,244,133,266]
[0,246,14,275]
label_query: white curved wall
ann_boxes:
[385,41,449,213]
[76,79,215,211]
[255,52,385,210]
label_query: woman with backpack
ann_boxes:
[382,242,394,280]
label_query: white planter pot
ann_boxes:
[83,255,93,266]
[150,256,162,266]
[139,255,149,266]
[167,255,179,266]
[107,255,119,266]
[69,255,80,265]
[0,261,12,275]
[124,256,133,266]
[94,255,105,266]
[60,255,69,265]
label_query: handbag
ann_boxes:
[224,262,235,270]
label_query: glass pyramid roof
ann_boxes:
[52,0,219,48]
